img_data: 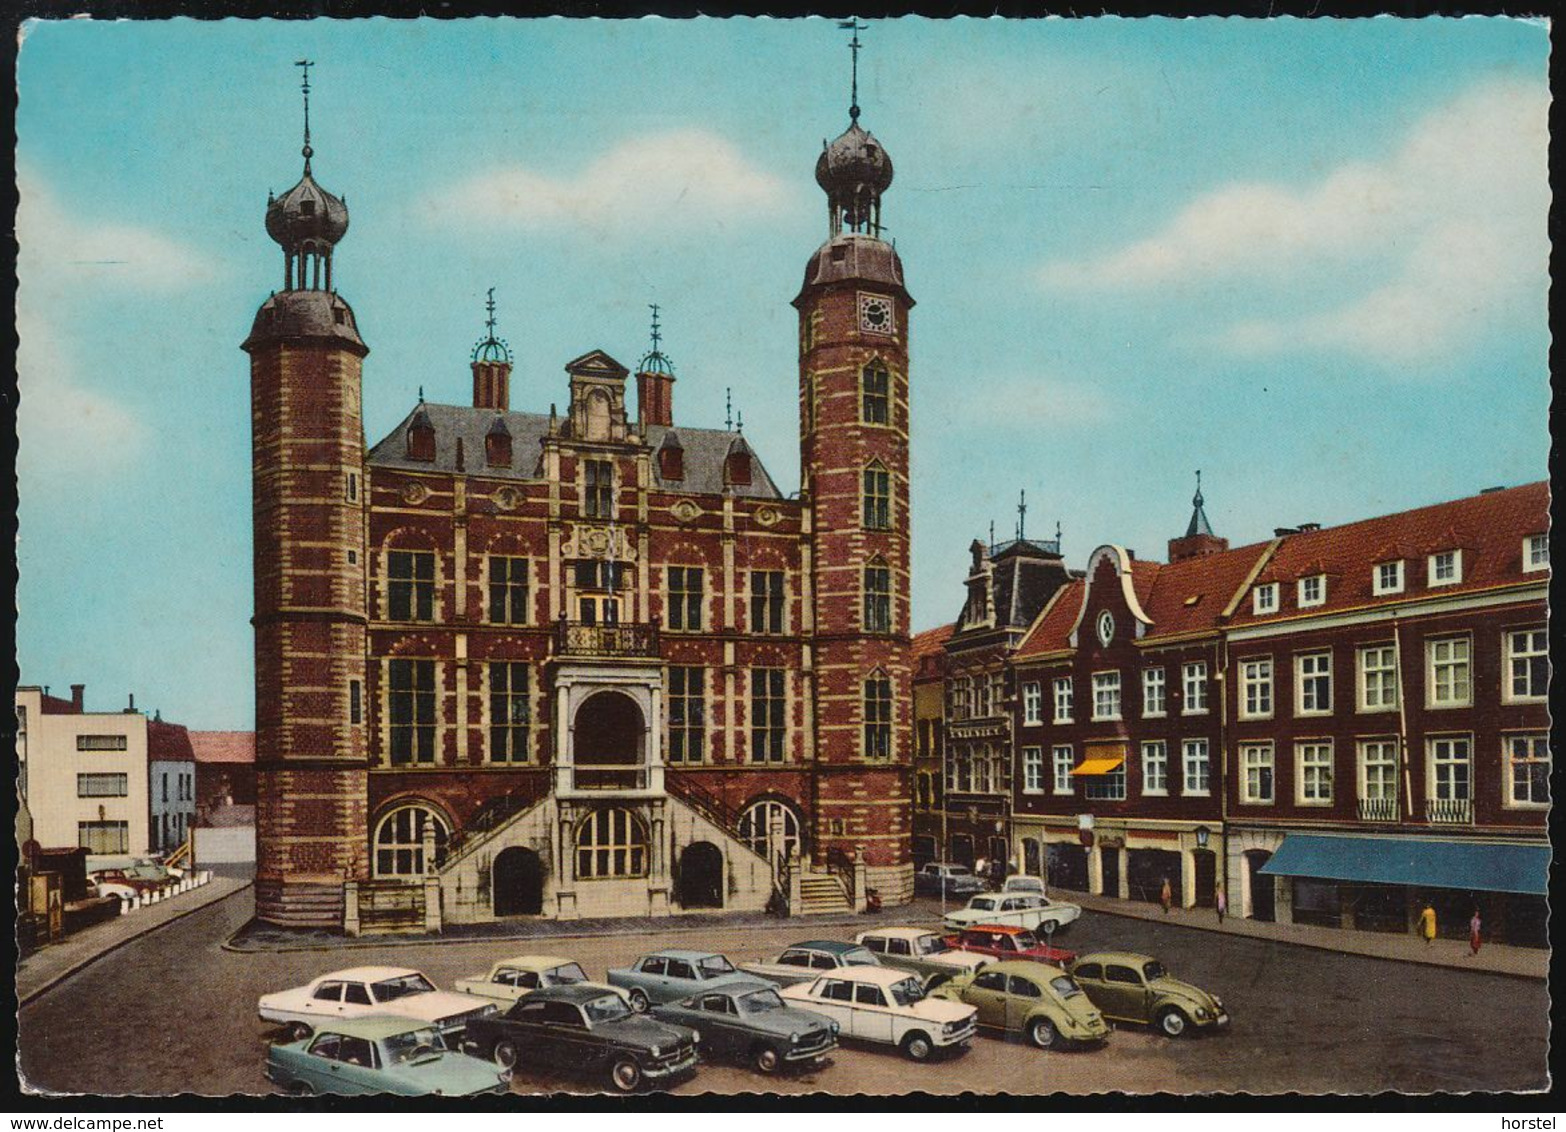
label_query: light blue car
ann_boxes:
[265,1016,511,1096]
[607,948,756,1012]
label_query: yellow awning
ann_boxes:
[1071,756,1125,776]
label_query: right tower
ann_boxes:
[794,46,915,899]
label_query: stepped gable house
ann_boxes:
[245,73,916,930]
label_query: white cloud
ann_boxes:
[1038,78,1548,367]
[15,171,212,484]
[420,129,797,235]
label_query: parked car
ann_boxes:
[649,978,839,1074]
[91,880,138,901]
[462,984,698,1093]
[740,940,883,987]
[258,966,498,1044]
[89,869,164,895]
[608,949,755,1011]
[1068,952,1229,1038]
[1001,875,1046,898]
[944,924,1077,967]
[853,927,990,987]
[914,862,989,898]
[941,893,1082,934]
[265,1016,510,1097]
[454,955,622,1005]
[931,960,1108,1050]
[780,966,977,1062]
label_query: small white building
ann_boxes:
[15,684,151,861]
[148,717,197,854]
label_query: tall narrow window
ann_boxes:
[1022,747,1044,794]
[750,669,786,763]
[667,567,705,631]
[1296,741,1334,804]
[1142,668,1166,717]
[1427,636,1471,707]
[1091,672,1122,721]
[1181,739,1210,796]
[1182,662,1208,714]
[584,459,615,519]
[1358,645,1399,711]
[387,550,435,621]
[862,462,891,530]
[1052,677,1073,723]
[1428,736,1472,803]
[1507,735,1550,806]
[750,571,785,634]
[861,362,890,425]
[1524,534,1549,572]
[667,666,706,764]
[1051,746,1074,795]
[1240,743,1274,804]
[1141,741,1168,796]
[863,562,892,633]
[389,658,436,765]
[1296,652,1332,715]
[1359,740,1398,808]
[349,679,362,726]
[1022,682,1043,725]
[1506,628,1548,702]
[864,674,893,759]
[1239,658,1273,718]
[489,662,530,763]
[488,556,530,625]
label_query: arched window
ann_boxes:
[864,672,892,759]
[863,558,892,634]
[576,808,648,879]
[861,361,890,425]
[862,461,891,530]
[738,798,803,864]
[373,804,449,878]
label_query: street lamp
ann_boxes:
[1195,825,1210,849]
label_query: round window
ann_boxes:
[1096,610,1115,646]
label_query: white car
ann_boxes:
[1000,875,1046,898]
[258,966,498,1044]
[853,927,990,987]
[780,966,977,1061]
[942,893,1082,934]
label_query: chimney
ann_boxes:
[472,358,511,412]
[126,692,136,714]
[636,369,675,429]
[70,684,84,712]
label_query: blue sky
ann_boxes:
[15,18,1550,728]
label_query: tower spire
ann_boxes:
[1186,469,1214,538]
[472,286,511,363]
[295,59,314,172]
[1017,488,1027,542]
[838,19,867,122]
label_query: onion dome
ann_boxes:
[266,165,350,253]
[815,121,894,198]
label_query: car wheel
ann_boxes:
[1157,1008,1188,1038]
[610,1058,643,1093]
[628,989,650,1013]
[900,1031,934,1062]
[494,1040,518,1070]
[287,1022,312,1043]
[287,1081,313,1097]
[1027,1018,1057,1050]
[752,1044,781,1074]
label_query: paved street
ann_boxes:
[18,887,1549,1097]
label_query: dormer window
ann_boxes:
[1524,534,1549,572]
[724,448,752,486]
[1298,574,1325,608]
[485,418,513,469]
[1373,561,1404,596]
[1253,583,1279,615]
[659,445,684,481]
[1428,551,1461,587]
[406,416,436,462]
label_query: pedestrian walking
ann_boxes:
[1160,877,1173,915]
[1418,901,1438,946]
[1216,887,1227,924]
[1469,908,1483,956]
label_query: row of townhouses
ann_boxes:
[913,480,1550,947]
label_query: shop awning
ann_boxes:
[1258,834,1550,896]
[1071,756,1125,776]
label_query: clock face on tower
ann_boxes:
[858,292,894,335]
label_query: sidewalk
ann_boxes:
[1066,889,1549,980]
[16,869,254,1006]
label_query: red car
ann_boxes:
[944,924,1077,967]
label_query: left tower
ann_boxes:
[243,68,370,928]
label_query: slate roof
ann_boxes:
[366,402,783,501]
[189,731,256,765]
[147,719,196,762]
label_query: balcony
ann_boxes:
[1356,796,1399,822]
[553,618,660,659]
[1425,797,1474,825]
[570,764,651,792]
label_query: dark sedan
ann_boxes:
[650,980,839,1074]
[462,984,698,1093]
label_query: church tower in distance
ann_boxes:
[242,65,371,927]
[794,37,915,900]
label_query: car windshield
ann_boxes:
[544,963,589,986]
[739,988,786,1014]
[888,978,927,1008]
[585,995,633,1024]
[842,947,878,966]
[383,1027,447,1065]
[698,955,736,976]
[1143,961,1168,982]
[915,935,950,956]
[1014,931,1040,949]
[946,866,972,876]
[1050,976,1084,1000]
[969,897,996,911]
[372,974,436,1001]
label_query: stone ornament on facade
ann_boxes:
[671,499,702,524]
[401,482,429,505]
[753,505,780,528]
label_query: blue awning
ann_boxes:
[1258,834,1550,896]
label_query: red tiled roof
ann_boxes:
[911,623,956,659]
[189,731,256,765]
[1016,578,1085,658]
[1230,481,1548,627]
[147,719,196,762]
[1140,541,1275,638]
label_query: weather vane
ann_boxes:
[725,387,734,432]
[639,303,675,374]
[294,59,314,168]
[473,287,512,363]
[838,19,868,121]
[1017,489,1027,542]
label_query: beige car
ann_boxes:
[932,960,1108,1049]
[1069,952,1229,1038]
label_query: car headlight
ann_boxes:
[651,1045,661,1057]
[790,1032,799,1043]
[830,1021,840,1034]
[1212,997,1224,1010]
[1194,1007,1209,1020]
[691,1030,701,1044]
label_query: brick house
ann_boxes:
[911,623,954,868]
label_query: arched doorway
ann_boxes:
[573,690,645,790]
[1246,850,1276,921]
[493,846,544,916]
[738,799,804,866]
[675,841,724,909]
